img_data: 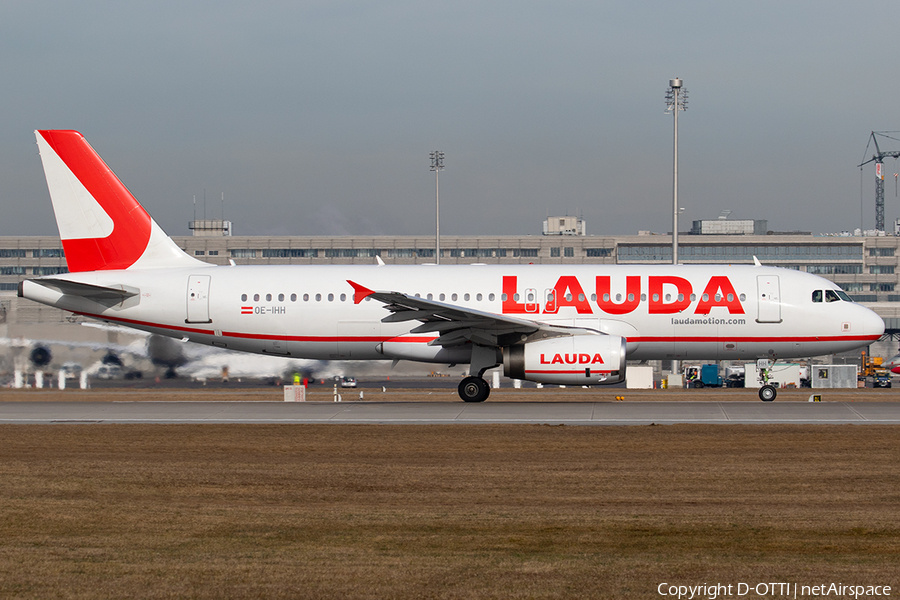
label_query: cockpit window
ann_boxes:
[813,289,853,303]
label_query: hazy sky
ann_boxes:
[2,1,900,238]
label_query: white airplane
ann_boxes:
[19,130,885,402]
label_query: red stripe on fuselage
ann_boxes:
[74,312,215,336]
[632,335,880,343]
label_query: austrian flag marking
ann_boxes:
[241,306,253,315]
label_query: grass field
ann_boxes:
[1,423,898,599]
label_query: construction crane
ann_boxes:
[859,131,900,232]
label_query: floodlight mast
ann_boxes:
[430,151,445,264]
[665,78,688,379]
[665,78,688,265]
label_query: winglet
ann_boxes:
[347,280,375,304]
[752,255,762,267]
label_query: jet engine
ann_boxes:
[30,345,52,368]
[503,334,626,385]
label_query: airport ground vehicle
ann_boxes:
[724,365,745,388]
[685,364,723,388]
[873,374,892,388]
[861,351,892,388]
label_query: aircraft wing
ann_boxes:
[348,280,541,347]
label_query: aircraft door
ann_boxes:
[756,275,781,323]
[186,274,212,324]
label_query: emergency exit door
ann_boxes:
[756,275,781,323]
[186,274,212,323]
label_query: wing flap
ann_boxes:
[347,279,540,348]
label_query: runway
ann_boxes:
[2,400,900,425]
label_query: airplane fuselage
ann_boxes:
[22,263,884,364]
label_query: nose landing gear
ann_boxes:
[756,359,777,401]
[758,384,777,402]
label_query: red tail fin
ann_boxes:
[35,130,202,272]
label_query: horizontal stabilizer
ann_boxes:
[22,278,138,302]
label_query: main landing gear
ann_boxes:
[457,345,500,402]
[458,376,490,403]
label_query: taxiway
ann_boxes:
[2,400,899,425]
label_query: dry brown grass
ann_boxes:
[0,424,898,599]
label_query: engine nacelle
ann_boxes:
[503,334,627,386]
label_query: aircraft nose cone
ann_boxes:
[858,305,885,339]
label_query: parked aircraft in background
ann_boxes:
[3,326,339,383]
[882,353,900,375]
[19,130,884,401]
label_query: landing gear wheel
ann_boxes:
[458,376,490,402]
[759,385,777,402]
